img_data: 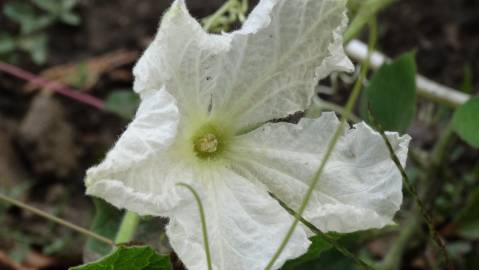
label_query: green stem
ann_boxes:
[0,192,114,246]
[239,0,249,22]
[202,0,238,31]
[274,194,375,270]
[115,211,140,244]
[177,183,213,270]
[344,0,395,43]
[263,19,377,270]
[368,111,453,269]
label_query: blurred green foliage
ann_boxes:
[32,0,81,25]
[452,97,479,148]
[455,188,479,240]
[104,90,141,120]
[0,0,80,65]
[0,0,476,269]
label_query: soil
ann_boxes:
[380,0,479,90]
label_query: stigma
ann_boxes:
[195,133,219,154]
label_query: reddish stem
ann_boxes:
[0,61,105,109]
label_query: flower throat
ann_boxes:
[192,123,229,159]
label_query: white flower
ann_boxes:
[86,0,410,269]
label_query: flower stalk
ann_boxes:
[115,211,140,244]
[177,183,213,270]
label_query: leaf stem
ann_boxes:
[115,211,140,244]
[368,112,455,270]
[263,18,378,270]
[177,183,213,270]
[0,192,114,246]
[273,194,375,270]
[344,0,395,43]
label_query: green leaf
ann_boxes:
[60,12,81,25]
[363,52,417,132]
[17,34,49,65]
[4,2,53,34]
[33,0,63,14]
[32,0,81,25]
[452,97,479,148]
[105,90,140,120]
[61,0,79,10]
[0,33,16,55]
[455,187,479,239]
[281,235,333,270]
[85,199,122,258]
[70,246,172,270]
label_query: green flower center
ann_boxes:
[192,122,230,159]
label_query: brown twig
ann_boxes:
[0,192,114,246]
[24,50,138,92]
[0,61,105,109]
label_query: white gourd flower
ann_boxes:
[85,0,411,269]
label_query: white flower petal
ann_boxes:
[167,168,309,270]
[230,112,410,233]
[86,89,192,216]
[134,0,352,130]
[133,0,230,115]
[211,0,353,131]
[237,0,275,34]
